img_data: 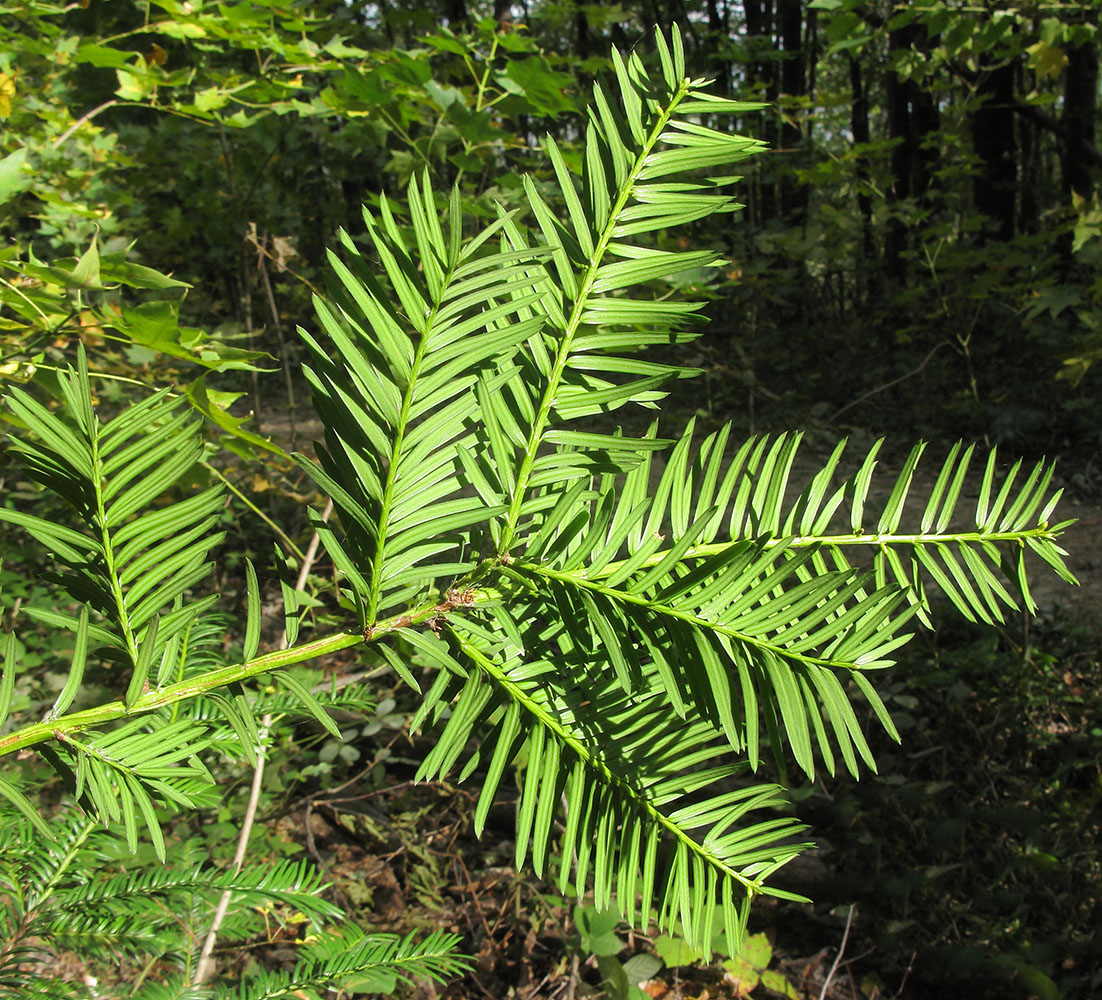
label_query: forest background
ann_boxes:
[1,1,1100,999]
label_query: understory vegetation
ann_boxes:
[2,3,1100,999]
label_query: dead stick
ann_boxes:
[818,904,855,1000]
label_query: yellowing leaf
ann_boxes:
[1027,40,1067,80]
[653,933,702,967]
[152,19,207,39]
[194,86,229,112]
[115,68,149,101]
[722,956,760,996]
[78,309,104,339]
[0,72,15,118]
[760,969,799,998]
[740,933,772,968]
[0,360,37,383]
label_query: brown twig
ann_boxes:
[818,904,855,1000]
[52,100,119,149]
[314,778,420,811]
[893,951,916,997]
[522,972,554,1000]
[454,853,497,948]
[563,951,580,1000]
[303,800,354,913]
[831,341,950,423]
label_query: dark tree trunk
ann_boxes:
[444,0,468,28]
[972,60,1018,241]
[743,0,777,97]
[668,0,696,39]
[884,20,940,282]
[778,0,806,225]
[1017,58,1040,235]
[883,31,912,283]
[743,0,777,221]
[1063,23,1099,199]
[575,5,590,64]
[778,0,803,109]
[805,7,818,104]
[706,0,731,95]
[849,53,873,305]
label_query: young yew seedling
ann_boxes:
[0,26,1075,995]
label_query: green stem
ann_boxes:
[450,629,765,895]
[0,275,52,324]
[497,78,692,553]
[363,260,455,623]
[454,35,500,191]
[5,518,1059,760]
[29,364,152,389]
[31,816,96,909]
[375,108,433,170]
[514,561,885,673]
[474,36,499,112]
[0,588,461,760]
[586,526,1065,583]
[88,404,141,671]
[0,630,361,758]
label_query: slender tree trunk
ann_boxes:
[884,28,911,283]
[1017,58,1040,235]
[778,0,806,226]
[669,0,696,39]
[849,53,873,308]
[1062,21,1099,200]
[706,0,731,95]
[743,0,776,221]
[444,0,468,29]
[805,7,818,105]
[575,5,590,64]
[972,60,1018,241]
[377,0,395,43]
[884,20,940,283]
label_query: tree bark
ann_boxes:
[849,53,873,306]
[575,5,590,64]
[444,0,468,29]
[778,0,806,226]
[971,60,1018,241]
[1063,22,1099,199]
[884,19,940,282]
[805,6,818,105]
[1017,57,1040,235]
[706,0,731,95]
[743,0,777,221]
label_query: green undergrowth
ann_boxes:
[772,610,1102,999]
